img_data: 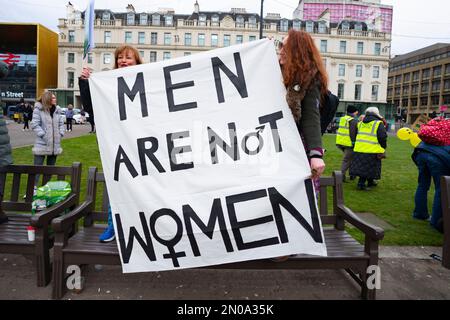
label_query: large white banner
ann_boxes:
[90,39,327,273]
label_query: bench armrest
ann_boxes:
[30,193,78,228]
[336,204,384,241]
[52,199,93,233]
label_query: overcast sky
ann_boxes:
[1,0,449,56]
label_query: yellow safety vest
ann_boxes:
[336,115,354,147]
[354,120,385,154]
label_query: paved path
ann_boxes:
[5,119,92,148]
[0,246,449,300]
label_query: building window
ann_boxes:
[164,33,171,45]
[67,53,75,63]
[373,66,380,78]
[342,21,350,30]
[150,51,157,62]
[355,84,362,100]
[420,97,428,106]
[411,85,418,94]
[165,15,173,26]
[127,13,135,25]
[395,87,401,95]
[445,64,450,74]
[198,34,205,46]
[421,82,429,93]
[306,21,314,33]
[140,13,148,25]
[67,71,74,88]
[138,32,145,44]
[236,16,245,28]
[280,19,288,32]
[151,32,158,45]
[249,16,257,28]
[68,30,75,43]
[387,88,393,97]
[163,52,171,60]
[249,35,256,42]
[211,15,220,26]
[293,19,301,30]
[199,14,206,26]
[432,81,440,91]
[403,86,409,95]
[422,69,430,78]
[338,64,346,77]
[104,31,111,43]
[102,12,110,21]
[87,53,93,64]
[355,23,363,31]
[404,73,410,82]
[125,31,132,43]
[445,79,450,90]
[152,14,160,26]
[395,75,402,84]
[211,34,218,47]
[338,83,345,99]
[413,71,419,81]
[318,21,327,33]
[184,52,191,56]
[374,43,381,56]
[433,66,442,77]
[444,95,450,104]
[357,42,364,55]
[103,53,111,64]
[340,41,347,54]
[431,95,440,105]
[224,34,231,47]
[236,35,243,44]
[411,98,418,106]
[320,40,327,53]
[356,65,362,77]
[184,33,192,46]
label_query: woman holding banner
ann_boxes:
[278,30,328,180]
[79,45,143,243]
[271,30,328,262]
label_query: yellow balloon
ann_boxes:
[397,127,413,140]
[410,133,422,147]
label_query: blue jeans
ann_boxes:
[413,151,450,227]
[107,205,113,227]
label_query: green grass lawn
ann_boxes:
[11,133,444,246]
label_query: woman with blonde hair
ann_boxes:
[78,45,143,242]
[31,91,65,186]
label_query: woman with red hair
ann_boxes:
[278,29,328,179]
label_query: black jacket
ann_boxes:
[78,78,93,117]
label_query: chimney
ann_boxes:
[194,1,200,14]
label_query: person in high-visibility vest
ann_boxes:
[336,105,359,182]
[349,107,387,190]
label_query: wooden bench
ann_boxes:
[0,163,82,287]
[51,167,384,299]
[442,176,450,269]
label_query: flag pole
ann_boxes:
[83,0,95,72]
